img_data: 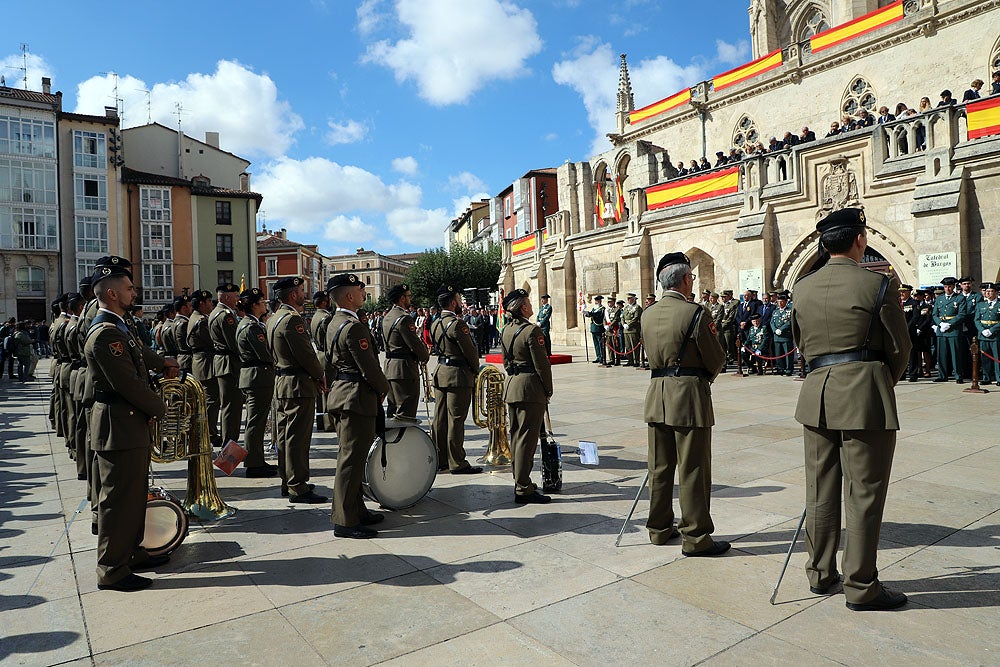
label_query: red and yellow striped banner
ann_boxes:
[967,96,1000,140]
[512,233,537,256]
[645,167,740,211]
[810,0,904,53]
[628,88,692,124]
[713,50,783,91]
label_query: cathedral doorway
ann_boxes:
[860,246,898,279]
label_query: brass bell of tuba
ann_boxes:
[152,373,235,521]
[473,364,511,466]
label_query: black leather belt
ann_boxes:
[58,356,71,363]
[213,348,229,355]
[275,368,305,377]
[650,366,710,379]
[507,365,536,376]
[93,389,119,404]
[808,350,885,372]
[334,370,362,382]
[438,356,468,367]
[192,347,212,354]
[242,361,274,368]
[386,351,416,361]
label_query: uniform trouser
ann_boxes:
[432,386,473,470]
[217,373,244,446]
[541,331,551,356]
[49,366,59,430]
[646,423,715,552]
[200,375,221,441]
[331,409,375,527]
[242,386,271,469]
[388,377,421,420]
[64,387,76,459]
[804,425,895,604]
[720,329,737,362]
[606,332,620,365]
[906,340,921,379]
[508,401,544,495]
[773,339,794,374]
[73,393,89,478]
[590,331,604,363]
[95,446,151,585]
[320,369,335,431]
[275,396,315,495]
[935,335,963,380]
[624,332,641,365]
[741,347,763,374]
[979,338,999,382]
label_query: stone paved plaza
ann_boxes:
[2,349,999,666]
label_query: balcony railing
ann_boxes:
[16,280,45,292]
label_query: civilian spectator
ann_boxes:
[937,89,956,107]
[698,157,711,171]
[826,121,841,137]
[13,322,33,382]
[675,161,688,177]
[728,147,743,162]
[894,102,908,117]
[918,96,933,113]
[877,106,896,124]
[688,159,700,173]
[856,108,875,127]
[746,143,759,156]
[840,115,858,133]
[714,151,728,167]
[767,136,783,152]
[991,71,1000,96]
[962,79,983,102]
[800,126,816,142]
[782,131,800,147]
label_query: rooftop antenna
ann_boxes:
[19,43,29,90]
[100,71,124,123]
[174,101,185,131]
[137,88,151,124]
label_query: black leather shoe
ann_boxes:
[451,466,483,475]
[246,466,278,478]
[334,524,378,539]
[682,540,731,557]
[289,490,328,504]
[360,512,385,525]
[91,523,98,536]
[514,491,552,504]
[846,587,907,611]
[78,473,87,480]
[98,573,153,592]
[932,378,947,382]
[131,554,171,571]
[649,529,680,545]
[281,482,313,497]
[810,576,842,595]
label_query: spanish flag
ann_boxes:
[713,50,783,91]
[629,88,691,125]
[810,1,904,53]
[595,182,606,226]
[967,96,1000,140]
[512,233,537,256]
[615,174,624,222]
[645,167,740,211]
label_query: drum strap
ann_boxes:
[499,323,532,368]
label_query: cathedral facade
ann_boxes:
[501,0,1000,345]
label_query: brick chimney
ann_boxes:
[278,228,287,240]
[41,77,51,95]
[204,131,220,148]
[104,106,119,119]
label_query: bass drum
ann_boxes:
[363,426,438,510]
[140,488,189,556]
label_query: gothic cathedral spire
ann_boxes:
[616,53,634,135]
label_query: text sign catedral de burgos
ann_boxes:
[918,252,957,287]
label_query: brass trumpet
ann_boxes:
[152,373,235,521]
[473,364,511,466]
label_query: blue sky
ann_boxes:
[3,0,751,255]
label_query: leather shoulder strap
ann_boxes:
[862,274,890,349]
[675,307,703,368]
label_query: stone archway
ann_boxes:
[685,247,717,296]
[778,230,913,288]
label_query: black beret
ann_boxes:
[191,289,214,306]
[387,283,410,302]
[502,288,529,311]
[816,207,866,234]
[274,276,304,290]
[326,273,360,290]
[898,284,913,291]
[216,282,239,293]
[437,284,461,298]
[981,282,996,290]
[656,252,691,275]
[240,287,265,304]
[91,263,133,285]
[312,290,328,301]
[94,255,132,269]
[593,295,604,301]
[958,276,972,282]
[540,294,550,299]
[172,295,190,309]
[940,276,957,286]
[78,275,93,288]
[67,292,84,308]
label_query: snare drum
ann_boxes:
[363,426,438,510]
[141,487,188,556]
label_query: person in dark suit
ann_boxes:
[937,90,957,107]
[800,126,817,142]
[898,284,922,382]
[735,289,761,342]
[876,106,896,124]
[714,151,728,167]
[782,131,799,147]
[791,207,911,611]
[991,71,1000,96]
[962,79,984,102]
[674,162,688,178]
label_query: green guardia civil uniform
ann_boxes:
[237,314,275,469]
[932,291,966,381]
[172,314,193,372]
[975,297,1000,382]
[770,304,794,375]
[536,302,552,355]
[500,315,553,496]
[187,309,221,441]
[587,303,606,363]
[791,257,910,605]
[310,306,335,430]
[430,310,480,470]
[210,302,244,446]
[622,302,643,366]
[742,322,771,373]
[641,290,726,550]
[382,304,430,420]
[267,302,326,497]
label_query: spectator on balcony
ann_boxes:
[877,106,896,124]
[800,126,816,143]
[918,96,933,113]
[675,162,688,178]
[782,131,799,147]
[698,157,711,171]
[894,102,908,117]
[714,151,728,167]
[766,136,784,152]
[745,144,759,156]
[937,90,956,107]
[840,115,858,133]
[962,79,984,102]
[826,121,841,137]
[728,147,743,162]
[991,71,1000,96]
[688,159,700,173]
[856,108,875,128]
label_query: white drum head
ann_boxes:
[363,426,438,509]
[141,498,188,556]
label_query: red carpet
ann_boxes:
[484,353,574,365]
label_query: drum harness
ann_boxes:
[384,311,417,361]
[434,316,468,367]
[499,322,535,375]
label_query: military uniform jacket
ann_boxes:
[622,303,643,332]
[267,303,324,399]
[587,305,606,333]
[500,316,552,404]
[172,314,192,367]
[900,297,920,331]
[310,308,334,371]
[975,299,1000,336]
[187,310,214,380]
[209,304,240,377]
[66,316,88,400]
[431,312,479,388]
[913,301,934,339]
[746,324,771,351]
[78,298,99,353]
[326,310,389,416]
[932,293,966,338]
[51,315,70,363]
[161,317,179,356]
[237,315,275,390]
[708,302,724,330]
[720,299,738,331]
[382,305,429,381]
[791,257,910,430]
[606,306,622,331]
[536,303,552,334]
[961,292,982,327]
[641,291,726,427]
[83,311,166,451]
[770,306,793,340]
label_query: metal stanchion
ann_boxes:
[963,338,989,394]
[736,333,744,377]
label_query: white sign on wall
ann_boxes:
[739,269,763,294]
[917,252,956,287]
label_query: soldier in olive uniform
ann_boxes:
[84,258,178,592]
[719,289,739,368]
[50,296,73,446]
[160,302,178,359]
[642,252,729,555]
[975,283,1000,384]
[536,294,552,356]
[325,273,391,538]
[172,295,194,372]
[640,293,656,369]
[932,276,966,383]
[500,289,554,504]
[267,276,327,502]
[310,290,335,431]
[237,288,278,477]
[605,300,623,366]
[583,295,606,363]
[791,208,910,611]
[622,293,643,367]
[382,283,430,422]
[209,283,244,446]
[48,295,68,436]
[431,285,483,474]
[187,290,221,444]
[770,292,794,375]
[64,293,86,471]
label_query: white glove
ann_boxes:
[916,329,921,335]
[983,329,993,338]
[932,325,939,333]
[939,322,951,332]
[775,329,782,336]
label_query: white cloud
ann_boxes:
[325,119,369,145]
[323,215,377,243]
[447,171,488,194]
[362,0,543,105]
[357,0,387,35]
[714,39,750,67]
[73,60,303,159]
[0,52,55,91]
[386,207,451,245]
[391,156,419,176]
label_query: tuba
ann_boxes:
[152,373,235,521]
[473,364,511,465]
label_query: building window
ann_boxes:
[732,114,760,153]
[218,270,233,286]
[140,187,171,222]
[797,6,830,42]
[365,261,371,268]
[351,263,356,269]
[142,263,173,305]
[15,266,44,293]
[215,201,231,225]
[75,215,108,254]
[842,77,877,117]
[73,130,107,169]
[0,207,58,250]
[504,197,511,218]
[216,234,234,262]
[142,222,172,261]
[0,116,56,158]
[266,257,277,276]
[74,174,107,211]
[0,158,58,205]
[365,275,371,285]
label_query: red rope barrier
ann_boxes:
[606,337,643,356]
[740,345,799,361]
[981,348,1000,363]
